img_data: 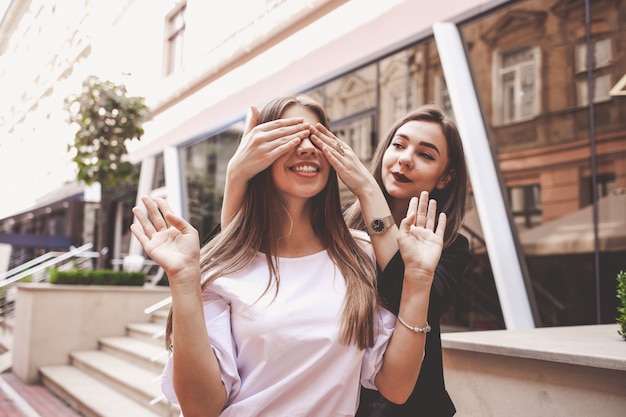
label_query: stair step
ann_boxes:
[40,365,163,417]
[150,309,169,326]
[70,350,163,410]
[127,322,166,345]
[99,336,168,374]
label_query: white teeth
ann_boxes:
[292,165,318,173]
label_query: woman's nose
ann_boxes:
[297,136,317,155]
[398,152,412,168]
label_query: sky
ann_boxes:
[0,1,10,22]
[0,0,77,219]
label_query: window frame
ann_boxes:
[492,46,541,125]
[164,1,187,77]
[574,38,613,106]
[508,184,542,229]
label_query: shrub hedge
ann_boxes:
[617,270,626,340]
[49,269,146,286]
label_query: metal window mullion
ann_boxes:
[433,22,538,330]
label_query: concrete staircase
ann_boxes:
[39,309,180,417]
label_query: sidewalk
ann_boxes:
[0,371,82,417]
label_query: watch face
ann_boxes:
[372,218,386,233]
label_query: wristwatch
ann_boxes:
[365,215,394,236]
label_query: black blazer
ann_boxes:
[356,234,472,417]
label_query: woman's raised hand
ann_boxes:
[398,191,446,285]
[229,106,311,182]
[310,123,375,197]
[131,196,200,279]
[221,106,313,226]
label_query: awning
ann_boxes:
[0,233,71,249]
[461,190,626,256]
[0,182,100,222]
[519,191,626,255]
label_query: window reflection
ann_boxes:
[379,50,411,135]
[180,127,240,241]
[324,64,377,120]
[494,46,540,124]
[177,0,626,329]
[461,0,625,326]
[508,184,542,229]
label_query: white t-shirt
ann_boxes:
[161,232,396,417]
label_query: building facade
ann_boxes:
[0,0,624,330]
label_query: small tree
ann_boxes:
[66,75,151,269]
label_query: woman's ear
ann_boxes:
[435,169,455,190]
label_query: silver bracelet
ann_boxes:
[397,316,431,333]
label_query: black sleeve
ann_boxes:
[376,234,472,319]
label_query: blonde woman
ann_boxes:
[131,95,445,417]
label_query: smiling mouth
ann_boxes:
[392,172,410,183]
[291,165,320,173]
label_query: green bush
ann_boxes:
[49,269,146,286]
[617,270,626,340]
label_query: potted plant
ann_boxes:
[617,270,626,340]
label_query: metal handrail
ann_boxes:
[0,243,96,289]
[0,251,55,280]
[0,242,99,334]
[144,296,172,315]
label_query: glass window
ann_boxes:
[152,154,166,189]
[330,113,375,163]
[324,64,377,121]
[180,126,241,241]
[305,64,379,191]
[378,50,410,137]
[406,44,430,110]
[580,173,616,207]
[330,113,377,206]
[434,74,454,120]
[575,39,613,106]
[575,38,612,73]
[508,184,542,229]
[576,73,612,106]
[165,2,186,76]
[174,0,626,330]
[493,46,540,125]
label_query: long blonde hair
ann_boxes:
[166,95,378,350]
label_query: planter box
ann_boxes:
[13,283,170,383]
[442,324,626,416]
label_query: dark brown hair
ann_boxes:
[345,104,468,248]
